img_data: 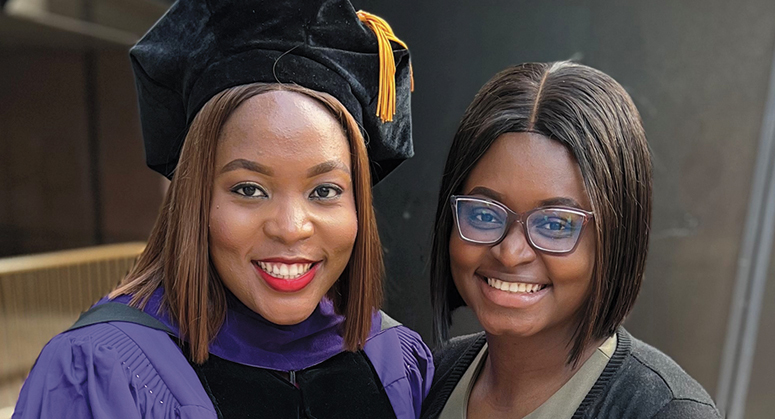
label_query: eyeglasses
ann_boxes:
[450,195,594,254]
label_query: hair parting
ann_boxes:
[430,61,652,366]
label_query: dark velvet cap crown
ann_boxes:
[130,0,413,182]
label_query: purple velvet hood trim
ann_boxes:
[106,287,381,371]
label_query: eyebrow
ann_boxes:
[467,186,503,201]
[539,197,583,208]
[467,186,583,209]
[220,159,274,175]
[307,160,350,178]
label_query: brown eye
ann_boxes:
[231,183,267,198]
[310,184,342,200]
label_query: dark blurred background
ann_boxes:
[2,0,774,417]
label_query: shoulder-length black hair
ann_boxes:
[430,61,652,365]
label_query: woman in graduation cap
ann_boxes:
[420,62,720,418]
[13,1,431,418]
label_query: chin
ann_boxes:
[477,311,544,338]
[267,311,314,325]
[259,300,319,325]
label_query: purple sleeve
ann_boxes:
[364,325,434,419]
[12,331,142,419]
[12,323,216,419]
[396,326,434,417]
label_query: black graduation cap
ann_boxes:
[130,0,413,182]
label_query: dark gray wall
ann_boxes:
[353,1,775,417]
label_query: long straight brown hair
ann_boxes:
[111,83,383,363]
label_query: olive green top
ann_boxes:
[438,335,617,419]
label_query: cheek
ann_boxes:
[208,197,258,260]
[335,211,358,253]
[575,229,596,281]
[449,232,486,271]
[545,230,596,288]
[319,197,358,258]
[449,234,485,297]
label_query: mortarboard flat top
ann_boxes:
[130,0,413,182]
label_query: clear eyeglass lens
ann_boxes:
[455,198,586,252]
[456,198,508,243]
[526,208,585,252]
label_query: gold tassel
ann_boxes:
[357,10,413,123]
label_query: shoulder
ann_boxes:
[627,334,720,418]
[365,313,434,382]
[13,322,216,418]
[368,321,434,381]
[364,313,434,419]
[420,332,486,419]
[628,334,717,405]
[586,329,720,419]
[431,332,486,376]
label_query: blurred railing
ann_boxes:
[0,242,145,414]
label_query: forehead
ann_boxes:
[216,90,349,166]
[463,132,590,210]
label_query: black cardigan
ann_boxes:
[420,328,721,419]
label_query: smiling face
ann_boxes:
[209,90,357,325]
[449,131,596,339]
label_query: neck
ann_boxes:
[473,324,604,416]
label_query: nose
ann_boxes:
[262,197,315,245]
[490,221,537,267]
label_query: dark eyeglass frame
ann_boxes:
[450,195,595,255]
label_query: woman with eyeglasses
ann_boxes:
[420,62,720,419]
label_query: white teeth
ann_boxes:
[486,277,545,294]
[257,262,313,279]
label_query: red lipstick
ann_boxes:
[254,262,319,292]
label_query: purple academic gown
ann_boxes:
[12,288,433,419]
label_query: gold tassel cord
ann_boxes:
[357,10,413,123]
